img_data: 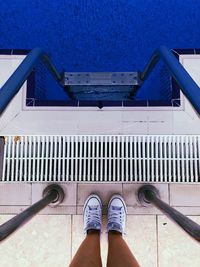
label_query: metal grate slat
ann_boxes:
[1,135,200,183]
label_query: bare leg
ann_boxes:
[69,230,102,267]
[107,231,140,267]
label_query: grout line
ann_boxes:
[70,214,73,261]
[168,183,171,205]
[0,206,199,215]
[122,183,125,197]
[156,215,159,267]
[76,183,78,214]
[31,182,33,204]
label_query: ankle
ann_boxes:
[87,229,101,235]
[108,230,122,236]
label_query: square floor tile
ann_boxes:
[0,183,31,205]
[122,183,169,214]
[0,215,72,267]
[170,184,200,206]
[158,215,200,267]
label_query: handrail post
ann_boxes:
[0,184,64,242]
[138,185,200,242]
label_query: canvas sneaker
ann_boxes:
[83,194,102,234]
[107,194,127,234]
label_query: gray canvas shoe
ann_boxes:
[107,194,127,234]
[83,194,102,234]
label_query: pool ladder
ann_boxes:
[1,46,200,113]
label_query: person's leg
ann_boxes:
[107,231,140,267]
[69,194,103,267]
[69,229,102,267]
[106,195,140,267]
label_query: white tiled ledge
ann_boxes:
[0,183,199,215]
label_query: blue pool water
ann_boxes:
[1,0,200,103]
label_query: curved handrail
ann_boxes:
[138,185,200,243]
[0,48,63,115]
[1,46,200,115]
[140,46,200,115]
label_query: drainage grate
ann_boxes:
[1,135,200,183]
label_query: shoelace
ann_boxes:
[107,206,126,235]
[108,206,123,224]
[86,205,101,226]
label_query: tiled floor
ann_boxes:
[0,183,200,267]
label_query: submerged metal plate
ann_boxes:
[62,72,142,100]
[63,72,141,86]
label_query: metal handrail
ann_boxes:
[138,185,200,243]
[140,46,200,115]
[0,184,64,242]
[0,48,63,115]
[1,46,200,114]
